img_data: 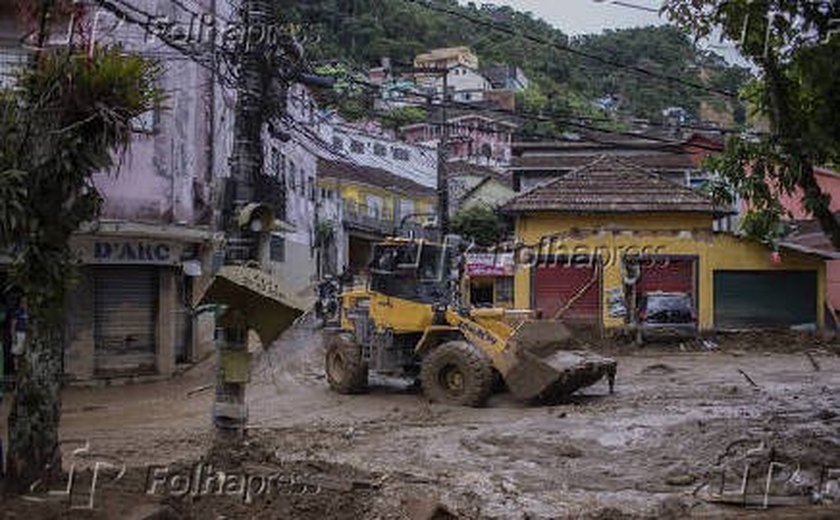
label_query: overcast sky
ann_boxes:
[477,0,748,65]
[490,0,665,35]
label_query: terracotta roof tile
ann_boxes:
[448,161,512,188]
[502,156,715,214]
[510,152,698,171]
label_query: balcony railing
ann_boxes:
[342,201,398,234]
[342,201,438,239]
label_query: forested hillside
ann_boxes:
[278,0,750,126]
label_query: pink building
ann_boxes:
[0,1,227,381]
[770,168,840,312]
[401,114,516,166]
[772,168,840,220]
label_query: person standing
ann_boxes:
[10,296,27,372]
[0,299,9,378]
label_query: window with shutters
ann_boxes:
[366,195,383,219]
[392,147,410,161]
[288,161,296,191]
[398,199,414,219]
[373,143,386,156]
[270,235,286,262]
[350,140,365,153]
[495,277,514,304]
[271,148,285,180]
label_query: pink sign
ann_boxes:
[466,253,514,276]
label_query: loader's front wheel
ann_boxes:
[420,341,493,407]
[325,333,368,394]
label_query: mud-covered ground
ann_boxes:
[2,321,840,519]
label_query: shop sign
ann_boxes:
[76,238,182,265]
[465,253,514,276]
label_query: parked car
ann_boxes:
[635,291,697,345]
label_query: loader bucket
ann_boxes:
[503,320,617,402]
[199,265,306,346]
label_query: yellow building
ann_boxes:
[317,159,436,273]
[502,156,828,332]
[414,46,479,70]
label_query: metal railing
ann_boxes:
[342,201,398,234]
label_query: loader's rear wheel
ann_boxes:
[325,333,368,394]
[420,341,493,407]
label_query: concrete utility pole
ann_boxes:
[213,0,281,438]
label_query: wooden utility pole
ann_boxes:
[395,64,453,236]
[437,71,450,235]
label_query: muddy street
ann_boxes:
[17,321,833,519]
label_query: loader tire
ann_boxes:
[420,341,493,407]
[325,333,368,394]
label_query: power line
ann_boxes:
[400,0,737,99]
[94,0,234,87]
[285,90,439,180]
[341,75,738,154]
[345,70,755,137]
[609,1,660,14]
[285,115,436,194]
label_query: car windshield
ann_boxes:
[646,294,692,312]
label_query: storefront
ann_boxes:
[64,225,218,381]
[503,156,829,333]
[464,253,515,309]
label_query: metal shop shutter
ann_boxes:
[713,270,817,329]
[94,266,158,372]
[638,259,695,295]
[533,261,601,325]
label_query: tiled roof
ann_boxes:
[781,216,840,258]
[448,161,513,188]
[317,159,435,197]
[503,156,715,214]
[510,152,698,171]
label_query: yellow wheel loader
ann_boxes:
[324,238,617,407]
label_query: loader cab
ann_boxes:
[369,240,454,304]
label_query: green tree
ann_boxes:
[663,0,840,248]
[451,206,511,247]
[380,106,427,131]
[312,63,372,121]
[0,44,161,489]
[280,1,748,131]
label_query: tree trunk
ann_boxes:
[762,55,840,249]
[5,313,63,492]
[796,157,840,250]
